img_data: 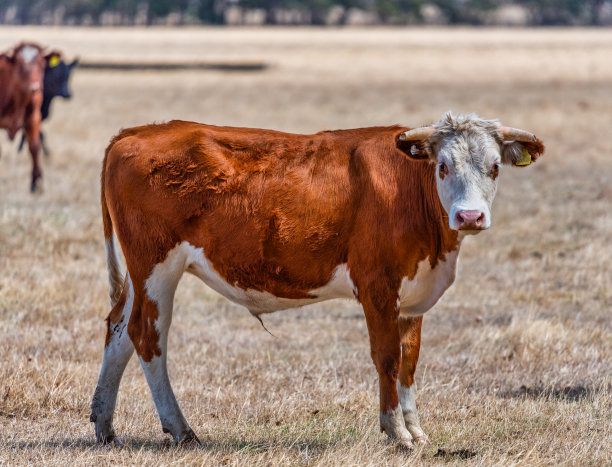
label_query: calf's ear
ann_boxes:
[396,127,436,162]
[397,138,432,161]
[70,58,79,68]
[501,137,545,167]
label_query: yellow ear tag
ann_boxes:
[49,55,59,67]
[515,149,532,166]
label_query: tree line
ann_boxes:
[0,0,609,26]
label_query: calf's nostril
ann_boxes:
[455,210,486,229]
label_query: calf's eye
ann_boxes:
[438,162,448,178]
[491,163,500,179]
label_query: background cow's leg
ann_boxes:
[129,251,199,445]
[361,292,413,446]
[398,315,428,444]
[18,132,26,153]
[40,131,50,156]
[24,100,42,192]
[91,275,135,445]
[16,131,46,155]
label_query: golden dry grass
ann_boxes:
[0,27,611,466]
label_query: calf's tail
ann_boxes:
[101,145,124,306]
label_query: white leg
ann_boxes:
[91,275,135,444]
[139,352,197,443]
[136,246,199,443]
[397,381,428,443]
[379,405,413,445]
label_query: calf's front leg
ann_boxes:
[361,291,413,446]
[398,316,428,443]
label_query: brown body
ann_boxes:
[0,43,46,192]
[92,115,544,446]
[104,121,457,300]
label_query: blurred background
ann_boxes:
[0,1,610,465]
[2,0,612,26]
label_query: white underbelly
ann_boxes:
[149,241,458,317]
[397,249,459,317]
[181,242,356,314]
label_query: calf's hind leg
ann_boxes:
[129,245,199,444]
[91,275,135,445]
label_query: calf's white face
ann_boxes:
[399,112,544,233]
[435,130,501,233]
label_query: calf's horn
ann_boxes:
[499,126,537,142]
[398,126,436,141]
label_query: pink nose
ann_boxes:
[455,210,485,230]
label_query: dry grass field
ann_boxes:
[0,27,611,466]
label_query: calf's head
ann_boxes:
[398,112,544,233]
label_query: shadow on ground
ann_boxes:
[434,448,477,460]
[498,384,607,402]
[3,436,334,455]
[5,435,485,463]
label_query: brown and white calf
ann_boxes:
[91,112,544,446]
[0,42,46,192]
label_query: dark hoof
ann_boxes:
[97,433,124,448]
[175,429,201,447]
[110,436,125,448]
[391,437,415,455]
[397,436,414,449]
[30,180,43,193]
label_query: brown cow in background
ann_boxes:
[0,42,46,192]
